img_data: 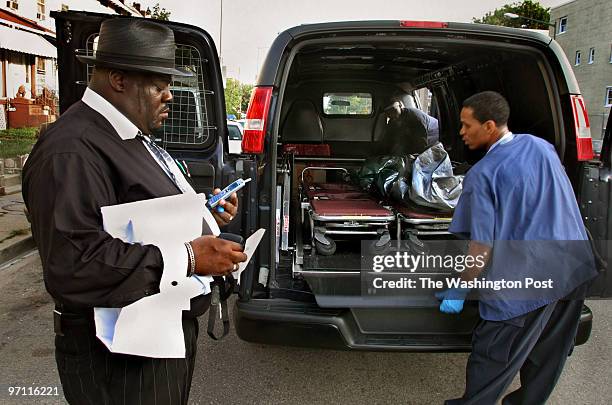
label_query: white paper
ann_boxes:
[96,193,217,358]
[231,228,266,282]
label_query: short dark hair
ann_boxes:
[384,96,404,111]
[462,91,510,126]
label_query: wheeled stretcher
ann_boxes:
[300,167,395,256]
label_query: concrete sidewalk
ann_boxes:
[0,191,36,265]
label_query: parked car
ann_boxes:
[592,139,603,160]
[54,12,611,352]
[227,120,243,154]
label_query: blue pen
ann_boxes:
[208,194,225,213]
[208,178,252,213]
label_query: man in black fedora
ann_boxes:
[23,18,246,404]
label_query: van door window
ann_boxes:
[414,87,439,119]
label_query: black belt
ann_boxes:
[53,301,94,336]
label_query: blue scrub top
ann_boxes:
[449,134,597,320]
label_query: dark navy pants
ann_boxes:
[445,285,587,405]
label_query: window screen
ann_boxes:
[323,92,372,115]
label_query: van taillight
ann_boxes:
[571,95,594,161]
[399,21,448,28]
[242,86,273,154]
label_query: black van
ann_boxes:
[53,12,612,351]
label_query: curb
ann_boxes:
[0,236,36,266]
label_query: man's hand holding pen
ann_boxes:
[211,189,238,226]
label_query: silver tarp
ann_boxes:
[409,142,463,210]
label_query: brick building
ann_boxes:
[0,0,146,129]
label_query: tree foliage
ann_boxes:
[240,83,254,114]
[147,3,171,20]
[225,78,254,118]
[473,0,551,29]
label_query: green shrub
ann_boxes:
[0,127,39,158]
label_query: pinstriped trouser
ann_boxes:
[55,318,199,405]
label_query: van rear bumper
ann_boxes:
[235,299,474,351]
[234,299,593,350]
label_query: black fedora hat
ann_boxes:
[76,18,192,77]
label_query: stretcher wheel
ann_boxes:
[315,238,336,256]
[403,232,428,254]
[368,230,392,254]
[369,239,392,255]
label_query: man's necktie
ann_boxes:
[137,133,192,193]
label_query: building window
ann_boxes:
[36,57,46,74]
[588,47,595,64]
[6,0,18,10]
[609,44,612,63]
[37,0,45,20]
[606,87,612,107]
[575,50,581,65]
[558,16,568,34]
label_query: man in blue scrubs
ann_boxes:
[438,91,598,404]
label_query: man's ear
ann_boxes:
[107,69,127,93]
[483,120,497,134]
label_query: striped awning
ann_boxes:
[0,25,56,58]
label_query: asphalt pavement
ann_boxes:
[0,193,35,265]
[0,253,610,404]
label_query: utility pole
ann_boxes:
[219,0,223,62]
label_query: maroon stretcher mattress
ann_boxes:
[311,199,392,217]
[306,190,371,200]
[307,183,361,192]
[394,204,453,219]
